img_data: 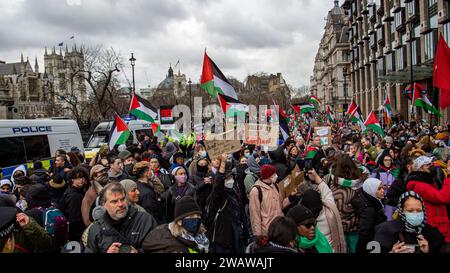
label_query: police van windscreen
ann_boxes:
[86,132,108,148]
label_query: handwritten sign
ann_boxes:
[278,165,304,199]
[205,131,242,160]
[244,123,278,147]
[314,126,332,147]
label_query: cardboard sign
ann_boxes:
[205,131,242,160]
[278,165,304,199]
[244,123,278,147]
[314,126,332,147]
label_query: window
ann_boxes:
[395,11,404,28]
[0,135,50,168]
[386,53,395,72]
[424,30,437,60]
[428,0,437,7]
[444,23,450,44]
[396,46,406,71]
[377,57,386,76]
[412,38,421,65]
[406,1,416,17]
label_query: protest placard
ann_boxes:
[314,126,332,146]
[204,131,242,160]
[278,165,304,199]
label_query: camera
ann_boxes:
[118,244,132,253]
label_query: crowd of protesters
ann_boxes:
[1,118,450,254]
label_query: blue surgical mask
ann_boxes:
[405,212,424,227]
[244,152,251,158]
[200,151,207,158]
[182,218,202,234]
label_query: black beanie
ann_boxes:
[174,196,202,222]
[0,206,16,240]
[25,184,51,209]
[299,190,323,218]
[286,204,314,225]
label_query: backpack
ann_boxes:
[253,183,279,204]
[40,206,69,248]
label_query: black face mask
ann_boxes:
[197,165,208,174]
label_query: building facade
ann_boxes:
[245,73,291,110]
[310,1,352,116]
[0,45,87,119]
[342,0,450,123]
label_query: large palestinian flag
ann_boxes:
[364,111,385,137]
[109,114,131,150]
[349,106,366,130]
[218,93,248,117]
[200,52,238,100]
[129,92,158,122]
[299,104,315,114]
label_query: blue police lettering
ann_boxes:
[12,126,52,134]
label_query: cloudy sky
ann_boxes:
[0,0,334,90]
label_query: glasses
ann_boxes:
[300,220,317,229]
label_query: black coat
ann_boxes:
[204,173,245,253]
[30,168,50,185]
[161,183,196,223]
[351,189,387,253]
[142,224,206,253]
[84,206,158,253]
[192,170,214,223]
[374,220,445,253]
[136,181,162,224]
[59,185,86,241]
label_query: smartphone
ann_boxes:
[403,244,418,253]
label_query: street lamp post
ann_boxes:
[408,13,416,121]
[343,67,348,112]
[129,53,136,94]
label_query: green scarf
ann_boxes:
[297,228,333,253]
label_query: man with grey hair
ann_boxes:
[84,182,158,253]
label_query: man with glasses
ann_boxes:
[287,204,333,253]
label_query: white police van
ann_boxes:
[0,119,84,179]
[84,120,156,162]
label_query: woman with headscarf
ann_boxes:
[161,166,196,223]
[351,178,387,253]
[323,153,369,253]
[192,158,214,222]
[371,154,398,220]
[374,191,444,253]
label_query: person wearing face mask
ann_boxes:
[192,158,214,223]
[249,165,292,242]
[374,191,444,253]
[161,167,196,223]
[85,183,158,253]
[405,157,450,243]
[204,154,246,253]
[244,155,261,197]
[143,196,209,253]
[188,143,208,177]
[81,165,111,227]
[351,178,387,253]
[133,162,164,224]
[118,150,136,178]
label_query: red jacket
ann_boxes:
[406,173,450,243]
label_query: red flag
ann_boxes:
[433,34,450,109]
[292,104,300,114]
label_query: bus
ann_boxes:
[0,119,84,179]
[84,120,155,162]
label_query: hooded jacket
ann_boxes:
[30,168,50,185]
[406,172,450,243]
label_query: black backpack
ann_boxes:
[252,183,279,204]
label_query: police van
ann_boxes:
[0,119,84,179]
[84,120,156,162]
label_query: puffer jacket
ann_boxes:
[406,172,450,243]
[84,206,158,253]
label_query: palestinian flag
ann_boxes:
[292,104,301,115]
[346,100,357,116]
[349,106,366,130]
[326,105,335,124]
[383,88,392,126]
[200,52,238,100]
[151,122,161,134]
[412,83,442,117]
[129,92,158,122]
[218,93,248,117]
[310,96,322,108]
[304,145,319,160]
[279,116,290,141]
[364,111,385,137]
[273,99,287,120]
[300,104,315,114]
[109,114,131,150]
